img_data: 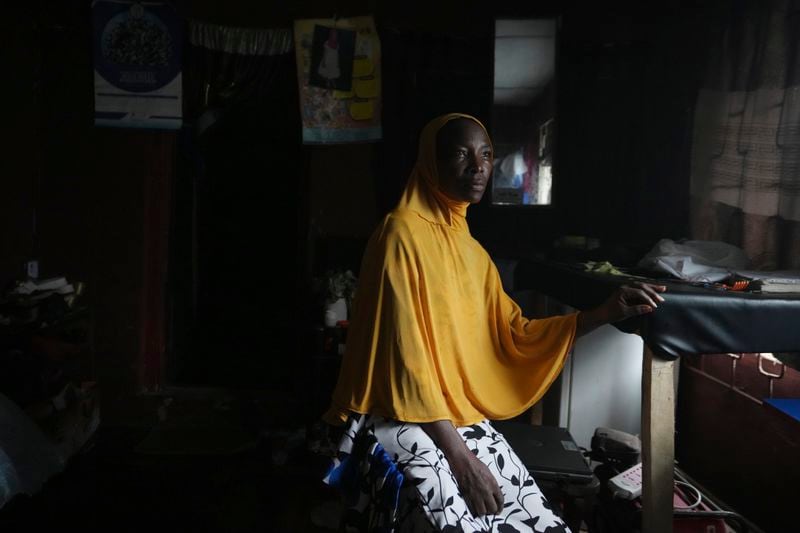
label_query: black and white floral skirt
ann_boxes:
[323,414,570,533]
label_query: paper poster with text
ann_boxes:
[92,0,183,129]
[294,16,381,143]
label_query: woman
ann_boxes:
[323,113,665,532]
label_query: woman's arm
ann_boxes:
[421,420,504,516]
[576,282,666,337]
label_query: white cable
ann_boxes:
[674,480,703,510]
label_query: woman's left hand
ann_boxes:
[601,282,666,323]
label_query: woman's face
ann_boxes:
[436,119,494,204]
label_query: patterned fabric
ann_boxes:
[324,414,570,533]
[690,0,800,269]
[324,420,405,533]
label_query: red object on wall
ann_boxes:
[139,133,176,392]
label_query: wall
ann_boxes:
[4,6,39,283]
[472,4,711,258]
[7,2,175,422]
[4,1,381,407]
[358,3,712,260]
[305,143,378,274]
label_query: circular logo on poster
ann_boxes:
[96,4,179,93]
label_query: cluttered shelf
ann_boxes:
[513,240,800,363]
[0,275,100,511]
[0,276,95,406]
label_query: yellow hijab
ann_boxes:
[325,113,577,427]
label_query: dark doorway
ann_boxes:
[168,53,304,391]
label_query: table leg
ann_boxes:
[641,345,676,533]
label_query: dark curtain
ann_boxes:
[170,21,303,387]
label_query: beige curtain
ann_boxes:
[691,0,800,269]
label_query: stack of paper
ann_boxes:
[751,277,800,293]
[734,270,800,293]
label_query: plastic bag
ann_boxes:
[637,239,749,282]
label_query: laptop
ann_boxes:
[491,419,595,484]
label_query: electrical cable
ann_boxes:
[673,480,703,510]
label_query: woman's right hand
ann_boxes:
[421,419,504,516]
[450,452,504,516]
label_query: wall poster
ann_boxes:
[294,15,381,144]
[92,0,183,129]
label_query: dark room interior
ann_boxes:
[2,1,799,532]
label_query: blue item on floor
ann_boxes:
[764,398,800,423]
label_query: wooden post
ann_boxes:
[641,345,676,533]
